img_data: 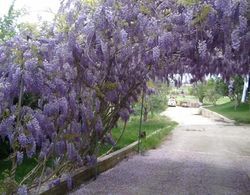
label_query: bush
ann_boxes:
[189,82,206,103]
[133,83,170,121]
[190,78,228,105]
[205,79,223,105]
[228,75,244,108]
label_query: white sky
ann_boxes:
[0,0,61,23]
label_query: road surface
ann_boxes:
[71,107,250,195]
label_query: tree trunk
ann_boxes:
[199,96,204,103]
[241,75,249,103]
[143,107,148,122]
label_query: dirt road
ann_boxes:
[71,107,250,195]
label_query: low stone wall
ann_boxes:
[177,101,200,108]
[199,107,235,123]
[38,126,171,195]
[39,141,138,195]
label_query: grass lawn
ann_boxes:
[174,94,231,106]
[99,115,177,155]
[175,95,198,103]
[215,97,231,105]
[1,114,177,186]
[208,101,250,124]
[0,157,38,188]
[203,96,231,106]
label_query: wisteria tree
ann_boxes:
[0,0,249,194]
[184,0,249,79]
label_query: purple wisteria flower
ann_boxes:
[86,155,97,166]
[119,108,130,122]
[120,29,128,44]
[17,185,28,195]
[26,118,42,142]
[0,115,15,137]
[17,151,24,165]
[231,28,240,51]
[26,137,36,158]
[67,142,77,161]
[18,134,28,148]
[55,141,66,156]
[153,46,160,61]
[239,16,247,33]
[95,116,103,132]
[198,40,207,58]
[48,178,61,189]
[215,0,233,16]
[239,0,248,15]
[103,134,116,146]
[66,175,73,190]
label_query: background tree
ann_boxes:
[0,0,22,43]
[191,77,229,105]
[17,22,40,38]
[133,82,170,122]
[228,75,244,109]
[205,79,222,105]
[215,78,228,97]
[190,82,206,103]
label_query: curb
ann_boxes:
[199,107,235,123]
[176,101,200,108]
[39,141,138,195]
[38,126,170,195]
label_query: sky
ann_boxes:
[0,0,61,23]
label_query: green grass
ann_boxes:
[203,96,231,106]
[99,115,177,155]
[174,94,231,106]
[175,95,198,103]
[142,124,176,150]
[0,157,38,183]
[209,101,250,124]
[214,96,231,105]
[0,115,177,187]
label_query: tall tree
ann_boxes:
[0,0,22,43]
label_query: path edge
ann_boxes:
[38,126,171,195]
[199,107,235,123]
[38,141,138,195]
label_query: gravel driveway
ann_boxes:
[71,107,250,195]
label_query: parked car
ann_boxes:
[168,97,176,107]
